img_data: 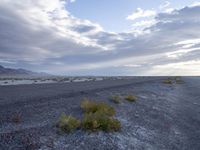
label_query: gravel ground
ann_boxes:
[0,77,200,150]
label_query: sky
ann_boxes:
[0,0,200,76]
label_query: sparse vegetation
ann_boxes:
[163,77,184,85]
[57,114,80,132]
[81,99,121,132]
[81,99,115,116]
[82,112,121,132]
[125,95,137,102]
[162,79,173,84]
[57,99,121,133]
[110,95,121,104]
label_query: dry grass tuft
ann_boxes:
[110,95,121,104]
[81,99,121,132]
[81,99,115,116]
[124,95,137,102]
[162,79,173,84]
[57,114,80,132]
[82,111,121,132]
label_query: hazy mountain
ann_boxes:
[0,65,49,77]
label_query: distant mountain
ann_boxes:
[0,65,50,77]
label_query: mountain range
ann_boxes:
[0,65,49,77]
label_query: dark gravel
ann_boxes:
[0,77,200,150]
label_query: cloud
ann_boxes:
[131,19,157,31]
[159,1,171,10]
[149,60,200,76]
[0,0,105,58]
[126,8,156,21]
[0,0,200,75]
[159,1,174,13]
[191,1,200,7]
[132,20,155,27]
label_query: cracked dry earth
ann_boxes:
[0,77,200,150]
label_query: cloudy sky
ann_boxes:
[0,0,200,75]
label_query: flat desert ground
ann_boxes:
[0,77,200,150]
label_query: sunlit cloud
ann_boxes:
[126,8,156,21]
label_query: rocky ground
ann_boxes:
[0,77,200,150]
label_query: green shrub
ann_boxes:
[110,95,121,104]
[125,95,137,102]
[81,99,99,113]
[162,79,173,84]
[163,77,184,85]
[81,99,115,116]
[82,111,121,132]
[81,99,121,132]
[57,114,80,132]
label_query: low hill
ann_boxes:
[0,65,49,77]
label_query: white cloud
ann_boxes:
[175,39,200,46]
[166,47,200,59]
[123,64,141,67]
[132,19,156,28]
[150,60,200,76]
[126,8,156,21]
[191,1,200,7]
[159,1,171,10]
[159,1,174,13]
[0,0,106,56]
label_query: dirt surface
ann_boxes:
[0,77,200,150]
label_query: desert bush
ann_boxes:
[57,114,80,132]
[81,99,99,113]
[125,95,137,102]
[81,99,115,116]
[82,111,121,132]
[163,77,185,85]
[81,99,120,132]
[162,79,173,84]
[110,95,121,104]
